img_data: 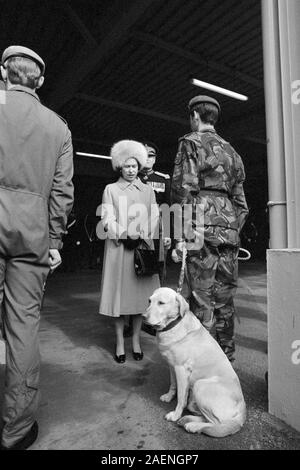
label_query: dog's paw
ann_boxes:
[160,392,176,403]
[184,422,203,433]
[177,416,193,427]
[165,411,181,422]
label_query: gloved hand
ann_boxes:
[171,240,186,263]
[49,249,62,272]
[121,236,141,250]
[163,237,172,250]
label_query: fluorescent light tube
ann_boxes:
[191,78,248,101]
[76,152,112,160]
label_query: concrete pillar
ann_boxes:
[267,250,300,432]
[0,339,5,364]
[277,0,300,248]
[262,0,287,249]
[262,0,300,432]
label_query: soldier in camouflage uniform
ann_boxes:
[171,95,248,361]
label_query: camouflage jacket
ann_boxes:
[171,129,248,245]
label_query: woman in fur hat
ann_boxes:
[99,140,160,363]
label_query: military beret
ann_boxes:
[1,45,45,75]
[188,95,221,114]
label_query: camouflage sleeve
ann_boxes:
[171,139,199,206]
[231,154,249,232]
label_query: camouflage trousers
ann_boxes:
[186,243,239,361]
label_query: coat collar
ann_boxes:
[117,176,145,191]
[8,85,40,102]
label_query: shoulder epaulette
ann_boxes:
[154,171,170,179]
[179,133,190,142]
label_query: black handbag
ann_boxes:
[134,240,159,276]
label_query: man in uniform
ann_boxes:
[140,142,171,207]
[129,142,171,336]
[0,46,74,450]
[140,142,172,278]
[171,96,248,361]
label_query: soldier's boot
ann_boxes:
[221,342,235,362]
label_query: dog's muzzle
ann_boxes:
[143,310,160,329]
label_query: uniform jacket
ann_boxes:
[140,170,173,254]
[171,129,248,246]
[139,170,171,206]
[0,85,74,259]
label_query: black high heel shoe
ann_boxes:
[132,350,144,361]
[114,345,126,363]
[114,353,126,363]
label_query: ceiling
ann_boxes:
[0,0,266,175]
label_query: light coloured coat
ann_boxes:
[99,177,160,316]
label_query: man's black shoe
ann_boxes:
[0,421,38,450]
[142,322,156,336]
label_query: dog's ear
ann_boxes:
[176,293,189,317]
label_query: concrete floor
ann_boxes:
[1,261,300,450]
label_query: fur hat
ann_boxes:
[110,140,148,171]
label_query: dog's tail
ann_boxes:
[181,403,246,437]
[200,419,243,438]
[201,406,246,438]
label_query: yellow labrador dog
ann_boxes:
[143,287,246,437]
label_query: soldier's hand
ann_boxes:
[49,249,62,272]
[163,237,172,250]
[171,241,186,263]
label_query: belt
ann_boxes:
[199,189,229,198]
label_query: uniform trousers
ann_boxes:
[186,242,239,361]
[0,254,49,447]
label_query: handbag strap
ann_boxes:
[139,238,151,250]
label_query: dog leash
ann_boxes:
[175,247,250,286]
[238,247,251,261]
[176,245,187,294]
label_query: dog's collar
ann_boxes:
[159,315,183,333]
